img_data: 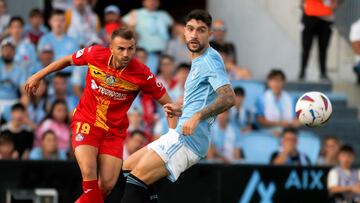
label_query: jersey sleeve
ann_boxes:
[350,20,360,42]
[207,58,231,91]
[71,46,94,66]
[140,68,166,100]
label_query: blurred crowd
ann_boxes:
[0,0,360,200]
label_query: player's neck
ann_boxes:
[110,57,126,70]
[191,44,209,60]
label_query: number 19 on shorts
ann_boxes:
[75,122,91,135]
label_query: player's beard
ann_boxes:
[186,40,205,53]
[115,57,131,69]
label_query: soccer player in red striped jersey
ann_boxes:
[25,28,177,203]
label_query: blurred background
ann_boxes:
[1,0,360,202]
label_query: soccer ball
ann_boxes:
[295,91,332,127]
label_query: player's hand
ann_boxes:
[164,103,182,118]
[25,75,41,96]
[351,184,360,193]
[182,113,200,136]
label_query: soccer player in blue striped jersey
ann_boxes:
[121,9,236,203]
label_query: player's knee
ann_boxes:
[81,166,97,180]
[99,178,116,196]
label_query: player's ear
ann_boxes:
[109,43,114,54]
[208,27,213,37]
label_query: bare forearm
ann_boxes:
[157,92,178,129]
[272,154,288,165]
[257,117,281,127]
[196,85,235,121]
[329,186,351,194]
[352,42,360,55]
[32,55,73,79]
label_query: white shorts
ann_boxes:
[148,129,201,182]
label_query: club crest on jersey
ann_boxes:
[105,75,116,85]
[75,133,84,142]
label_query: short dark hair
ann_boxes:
[176,63,191,72]
[282,127,298,137]
[267,69,286,81]
[111,28,136,41]
[136,47,147,54]
[50,9,65,18]
[129,130,146,138]
[185,9,212,29]
[8,16,24,27]
[29,8,43,18]
[339,144,355,155]
[41,130,56,140]
[234,87,245,97]
[11,103,25,112]
[159,54,174,63]
[324,135,340,144]
[53,72,68,79]
[0,133,14,145]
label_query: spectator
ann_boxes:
[135,47,148,64]
[299,0,341,81]
[123,0,173,72]
[210,19,237,63]
[230,87,253,133]
[0,40,26,101]
[32,43,54,77]
[170,63,190,103]
[127,105,145,133]
[24,9,48,47]
[5,16,37,71]
[101,5,123,46]
[48,72,78,114]
[318,135,341,166]
[29,130,67,160]
[0,0,10,38]
[256,69,300,136]
[350,17,360,84]
[35,100,71,151]
[26,79,48,127]
[38,9,79,75]
[165,20,191,66]
[123,130,147,160]
[270,127,311,166]
[328,145,360,203]
[157,54,177,92]
[208,110,243,163]
[220,50,252,80]
[65,0,100,47]
[0,133,18,160]
[71,65,87,98]
[0,103,33,160]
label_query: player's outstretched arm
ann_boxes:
[182,84,235,135]
[157,92,178,129]
[25,55,73,95]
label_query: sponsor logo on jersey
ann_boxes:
[75,133,84,141]
[91,79,127,100]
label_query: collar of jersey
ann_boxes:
[192,47,210,63]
